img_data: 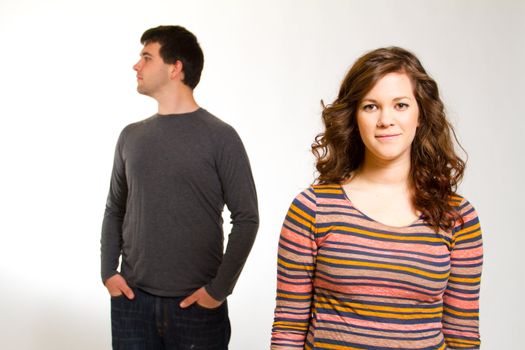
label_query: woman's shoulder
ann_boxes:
[311,183,342,191]
[290,183,348,209]
[449,193,477,215]
[449,194,481,233]
[309,183,345,196]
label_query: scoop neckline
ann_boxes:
[339,184,422,229]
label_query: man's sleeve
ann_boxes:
[204,128,259,301]
[100,131,128,283]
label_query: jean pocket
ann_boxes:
[110,293,126,299]
[193,301,224,312]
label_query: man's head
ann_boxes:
[138,25,204,90]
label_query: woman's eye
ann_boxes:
[396,103,409,110]
[363,104,377,112]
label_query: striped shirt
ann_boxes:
[272,184,482,350]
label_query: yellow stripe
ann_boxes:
[443,307,478,318]
[277,258,314,271]
[273,321,309,326]
[315,302,441,320]
[316,295,442,314]
[316,256,449,279]
[446,337,479,344]
[290,203,315,223]
[455,230,481,244]
[446,344,474,348]
[449,195,463,202]
[446,341,480,348]
[276,292,312,300]
[448,275,481,283]
[315,342,362,350]
[287,211,314,230]
[455,222,480,236]
[314,184,342,189]
[272,321,309,331]
[315,189,344,194]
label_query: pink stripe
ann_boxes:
[316,280,442,299]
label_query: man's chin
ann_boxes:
[136,87,148,96]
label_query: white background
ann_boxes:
[1,0,524,349]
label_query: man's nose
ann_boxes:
[133,60,141,72]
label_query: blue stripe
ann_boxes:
[315,270,446,291]
[322,240,450,259]
[282,222,314,240]
[317,228,448,246]
[315,288,444,309]
[314,318,442,334]
[314,308,443,325]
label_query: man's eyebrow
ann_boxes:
[141,52,153,57]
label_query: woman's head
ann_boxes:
[355,71,420,166]
[312,47,465,231]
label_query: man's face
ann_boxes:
[133,42,172,97]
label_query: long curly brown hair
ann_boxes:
[312,47,465,231]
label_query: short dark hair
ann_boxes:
[141,25,204,89]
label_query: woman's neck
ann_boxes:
[350,155,411,190]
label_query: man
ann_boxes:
[100,25,259,349]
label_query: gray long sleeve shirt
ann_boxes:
[100,108,259,301]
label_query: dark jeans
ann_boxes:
[111,288,231,350]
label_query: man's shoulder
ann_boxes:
[119,115,156,136]
[196,108,235,130]
[194,108,240,142]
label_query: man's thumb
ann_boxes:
[122,284,135,300]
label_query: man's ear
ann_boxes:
[170,60,184,81]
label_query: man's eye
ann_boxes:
[363,104,377,112]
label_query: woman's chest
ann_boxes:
[313,221,451,299]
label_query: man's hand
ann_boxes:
[180,286,222,309]
[104,274,135,299]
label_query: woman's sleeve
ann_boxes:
[443,198,483,349]
[271,188,318,349]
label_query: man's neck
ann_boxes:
[155,86,199,115]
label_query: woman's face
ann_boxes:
[356,72,419,165]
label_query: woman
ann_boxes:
[271,47,482,349]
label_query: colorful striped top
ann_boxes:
[272,184,482,350]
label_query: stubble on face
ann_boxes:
[133,42,171,98]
